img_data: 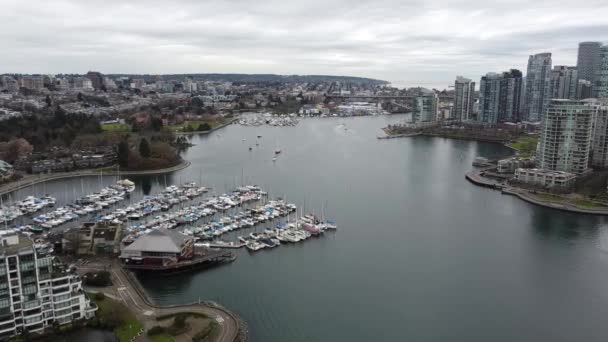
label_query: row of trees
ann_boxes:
[117,136,180,171]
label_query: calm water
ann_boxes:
[9,115,608,341]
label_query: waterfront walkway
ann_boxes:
[0,160,191,196]
[466,169,608,215]
[80,259,246,342]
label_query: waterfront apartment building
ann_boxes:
[537,99,595,174]
[596,45,608,98]
[478,69,523,124]
[412,90,438,123]
[591,101,608,168]
[453,76,475,121]
[0,231,97,339]
[550,66,577,100]
[514,168,576,188]
[576,42,602,93]
[524,53,552,121]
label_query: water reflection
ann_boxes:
[531,208,600,241]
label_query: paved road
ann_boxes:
[79,262,240,342]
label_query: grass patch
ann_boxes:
[534,193,606,208]
[155,312,209,321]
[168,119,223,132]
[572,199,605,208]
[150,334,174,342]
[101,123,131,132]
[508,136,538,154]
[89,293,143,342]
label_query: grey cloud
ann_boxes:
[1,0,607,89]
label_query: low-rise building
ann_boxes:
[120,228,194,268]
[62,221,123,255]
[497,157,535,174]
[0,161,13,181]
[514,168,576,188]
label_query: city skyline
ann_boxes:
[1,0,607,89]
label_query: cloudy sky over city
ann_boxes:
[2,0,607,89]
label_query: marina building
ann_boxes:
[0,231,97,339]
[537,99,595,174]
[514,168,576,188]
[524,53,552,121]
[549,66,577,100]
[478,69,523,124]
[120,228,194,268]
[453,76,475,121]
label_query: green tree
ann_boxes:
[197,123,211,131]
[139,138,151,158]
[117,140,129,167]
[151,117,163,132]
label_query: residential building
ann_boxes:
[453,76,475,121]
[0,161,13,182]
[411,90,437,123]
[514,168,576,188]
[537,99,595,174]
[591,101,608,168]
[550,66,577,100]
[576,42,602,92]
[0,231,97,339]
[0,77,19,93]
[19,76,44,90]
[497,157,534,174]
[596,45,608,98]
[524,53,552,121]
[577,80,593,100]
[62,221,123,255]
[478,69,523,124]
[72,77,93,90]
[85,71,104,90]
[131,79,146,90]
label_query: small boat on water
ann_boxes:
[246,241,265,251]
[274,149,281,155]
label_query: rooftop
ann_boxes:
[122,228,189,254]
[0,233,34,256]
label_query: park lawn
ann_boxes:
[90,294,143,342]
[150,333,174,342]
[169,119,223,132]
[508,136,539,153]
[535,193,605,208]
[101,123,131,132]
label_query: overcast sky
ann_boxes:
[1,0,607,89]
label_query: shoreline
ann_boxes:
[82,259,247,342]
[175,117,238,135]
[380,131,510,144]
[0,160,191,196]
[465,169,608,216]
